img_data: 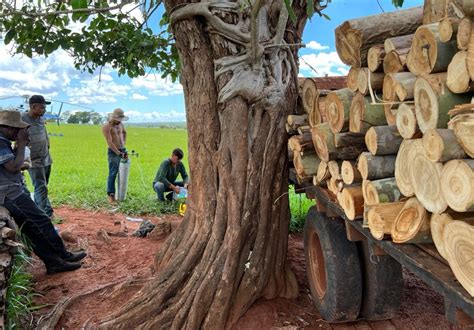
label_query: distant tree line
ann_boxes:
[63,111,106,125]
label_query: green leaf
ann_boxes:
[71,0,87,9]
[321,13,331,20]
[4,29,15,44]
[284,0,296,24]
[392,0,404,8]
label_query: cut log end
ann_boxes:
[365,127,378,155]
[396,103,419,139]
[441,159,474,212]
[341,186,364,221]
[341,160,361,185]
[391,197,430,244]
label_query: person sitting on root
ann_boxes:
[0,110,86,274]
[153,148,189,202]
[102,108,128,205]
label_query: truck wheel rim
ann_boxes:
[309,230,327,298]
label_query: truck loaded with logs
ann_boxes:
[289,1,474,325]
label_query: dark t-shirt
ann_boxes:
[0,136,24,203]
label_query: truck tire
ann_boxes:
[358,240,403,320]
[304,206,362,322]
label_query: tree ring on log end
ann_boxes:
[395,139,419,197]
[411,26,437,75]
[415,77,437,133]
[431,213,452,260]
[441,160,474,212]
[358,153,369,180]
[313,130,330,162]
[422,129,443,162]
[391,197,428,243]
[326,92,345,133]
[396,103,418,139]
[367,208,385,240]
[350,93,364,133]
[364,127,377,155]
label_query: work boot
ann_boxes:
[62,250,87,262]
[46,259,82,275]
[108,194,118,205]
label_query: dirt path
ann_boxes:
[30,208,452,329]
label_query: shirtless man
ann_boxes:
[102,108,128,204]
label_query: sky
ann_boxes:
[0,0,424,123]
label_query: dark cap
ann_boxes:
[29,95,51,105]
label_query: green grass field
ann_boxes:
[34,124,313,225]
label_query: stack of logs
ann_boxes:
[0,207,22,327]
[289,0,474,298]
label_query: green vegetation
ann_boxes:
[6,249,42,329]
[288,186,314,233]
[38,124,188,216]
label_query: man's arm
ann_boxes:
[3,129,27,173]
[122,124,127,146]
[102,124,121,155]
[155,161,171,187]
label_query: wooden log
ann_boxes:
[362,177,402,205]
[341,160,362,185]
[309,95,321,127]
[410,150,448,213]
[333,131,366,149]
[328,176,341,196]
[341,185,364,220]
[347,67,359,92]
[408,23,457,76]
[325,88,354,133]
[383,72,416,125]
[396,103,421,139]
[311,123,335,162]
[391,197,431,244]
[335,7,423,68]
[443,220,474,296]
[315,161,329,186]
[395,76,417,101]
[383,49,409,74]
[367,44,385,73]
[467,20,474,80]
[439,17,460,42]
[450,0,474,17]
[327,160,343,180]
[316,95,327,123]
[422,128,467,162]
[441,159,474,212]
[395,139,422,197]
[349,93,386,133]
[457,17,472,51]
[297,125,311,135]
[287,114,308,128]
[288,131,314,153]
[447,51,474,93]
[384,34,414,53]
[423,0,449,24]
[365,125,402,155]
[302,79,318,114]
[357,152,396,180]
[431,212,474,260]
[357,68,384,95]
[367,202,406,240]
[293,151,320,178]
[448,114,474,157]
[414,75,471,133]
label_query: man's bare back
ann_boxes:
[102,121,126,155]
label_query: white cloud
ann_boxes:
[131,93,148,100]
[112,110,186,123]
[66,76,130,104]
[299,51,349,77]
[306,41,329,51]
[131,74,183,96]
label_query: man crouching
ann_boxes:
[0,110,86,274]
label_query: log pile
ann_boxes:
[291,1,474,298]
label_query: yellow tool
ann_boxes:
[179,203,187,216]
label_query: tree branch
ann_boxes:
[0,0,136,17]
[250,0,264,66]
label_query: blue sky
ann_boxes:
[0,0,423,122]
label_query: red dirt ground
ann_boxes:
[30,207,453,329]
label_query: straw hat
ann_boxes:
[0,111,29,128]
[108,108,128,122]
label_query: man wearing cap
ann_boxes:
[0,110,86,274]
[21,95,54,218]
[102,108,128,204]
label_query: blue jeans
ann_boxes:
[153,181,183,201]
[107,148,123,195]
[28,165,53,218]
[3,192,67,265]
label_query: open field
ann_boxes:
[32,124,188,215]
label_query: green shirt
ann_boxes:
[153,159,189,187]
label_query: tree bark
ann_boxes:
[362,177,402,205]
[357,68,384,95]
[335,6,423,67]
[100,1,305,328]
[467,21,474,80]
[357,152,396,180]
[423,0,449,24]
[384,34,414,53]
[365,125,403,155]
[294,151,320,178]
[288,131,314,153]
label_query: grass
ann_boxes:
[288,186,314,233]
[40,124,188,216]
[6,249,44,329]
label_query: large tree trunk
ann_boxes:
[100,1,305,328]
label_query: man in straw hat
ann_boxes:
[102,108,128,205]
[21,95,54,219]
[0,110,86,274]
